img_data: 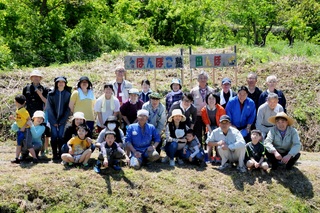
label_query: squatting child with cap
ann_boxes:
[245,129,269,173]
[94,130,129,173]
[10,94,39,164]
[61,124,92,167]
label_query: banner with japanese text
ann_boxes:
[124,56,183,70]
[189,53,236,68]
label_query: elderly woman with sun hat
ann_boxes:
[264,112,301,170]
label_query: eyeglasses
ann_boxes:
[183,99,191,103]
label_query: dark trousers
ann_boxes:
[266,151,300,170]
[194,116,206,149]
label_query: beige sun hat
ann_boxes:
[72,112,86,120]
[268,112,295,126]
[168,109,186,122]
[32,110,45,119]
[30,69,43,80]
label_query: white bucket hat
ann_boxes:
[32,110,45,119]
[168,109,186,122]
[72,112,86,120]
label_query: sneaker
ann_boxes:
[93,166,101,173]
[218,163,230,171]
[161,156,169,163]
[177,158,184,165]
[32,158,39,164]
[68,162,74,167]
[237,166,247,173]
[11,158,20,164]
[83,163,89,167]
[210,156,216,163]
[169,159,175,167]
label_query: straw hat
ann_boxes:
[168,109,186,122]
[268,112,295,126]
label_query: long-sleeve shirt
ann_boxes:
[264,126,301,156]
[168,100,197,128]
[190,85,215,115]
[256,102,283,137]
[47,89,71,126]
[142,102,166,135]
[126,123,161,153]
[226,97,256,129]
[185,138,201,158]
[201,104,226,132]
[100,142,126,159]
[258,89,286,112]
[206,126,246,151]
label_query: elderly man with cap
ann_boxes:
[226,86,256,142]
[190,71,215,149]
[126,109,161,169]
[216,77,237,109]
[94,83,120,133]
[264,112,301,170]
[142,92,166,154]
[165,78,183,113]
[256,93,284,138]
[109,66,133,106]
[47,76,71,160]
[206,115,246,172]
[120,88,144,132]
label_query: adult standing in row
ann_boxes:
[23,69,50,155]
[94,83,120,133]
[246,72,262,130]
[165,78,183,113]
[258,75,286,112]
[47,76,71,160]
[226,86,256,142]
[69,76,96,132]
[190,71,215,148]
[216,77,237,109]
[110,66,132,106]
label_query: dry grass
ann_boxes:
[0,141,320,213]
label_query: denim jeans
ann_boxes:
[182,149,205,162]
[164,142,183,160]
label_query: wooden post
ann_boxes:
[189,46,192,88]
[154,69,157,91]
[180,48,184,86]
[212,68,216,85]
[234,45,238,86]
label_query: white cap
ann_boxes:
[30,69,43,79]
[137,109,149,117]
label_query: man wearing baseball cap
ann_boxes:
[216,77,237,108]
[206,115,247,172]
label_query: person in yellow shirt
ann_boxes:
[10,95,38,164]
[61,124,92,167]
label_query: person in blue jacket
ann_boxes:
[47,76,71,160]
[226,86,256,142]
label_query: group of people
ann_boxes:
[10,67,301,174]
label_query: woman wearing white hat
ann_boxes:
[162,109,188,167]
[264,112,301,170]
